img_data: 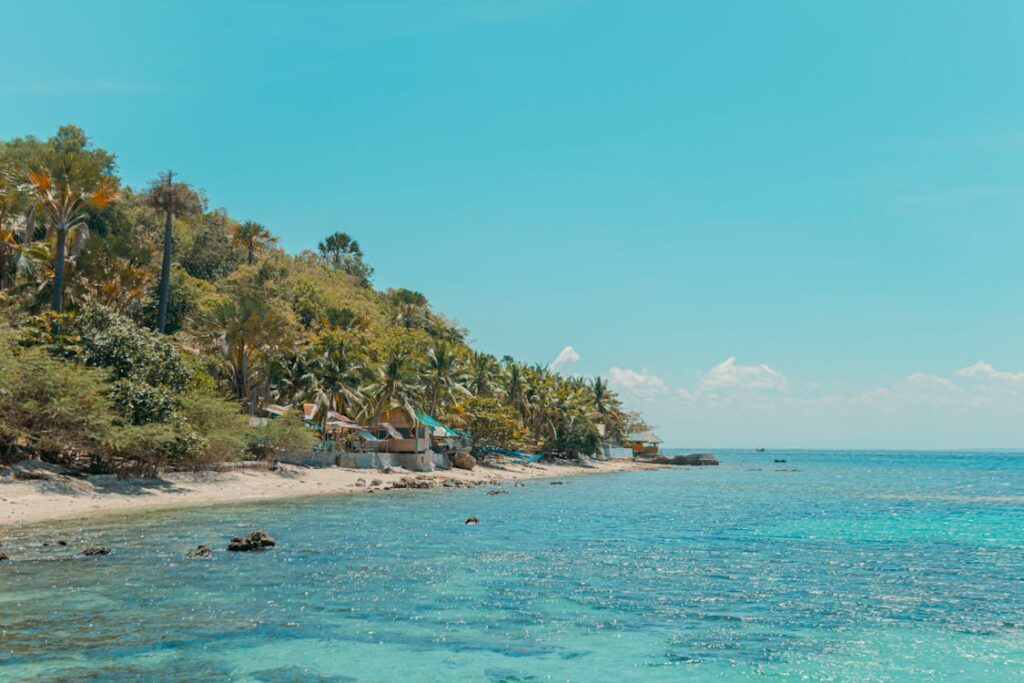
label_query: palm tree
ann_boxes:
[231,220,277,265]
[143,170,202,333]
[423,342,469,417]
[503,360,530,420]
[317,231,362,267]
[314,341,364,419]
[468,352,499,397]
[363,349,423,426]
[593,376,606,413]
[21,170,116,315]
[193,294,293,411]
[272,352,317,406]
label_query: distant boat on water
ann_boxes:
[754,447,766,453]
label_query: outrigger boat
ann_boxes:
[479,446,545,464]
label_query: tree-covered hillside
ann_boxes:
[0,126,649,474]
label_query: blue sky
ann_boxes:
[4,1,1024,448]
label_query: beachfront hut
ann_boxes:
[370,407,432,453]
[625,431,663,457]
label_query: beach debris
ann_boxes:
[81,546,112,556]
[187,545,213,559]
[453,453,477,471]
[228,530,276,552]
[465,516,480,525]
[487,489,509,495]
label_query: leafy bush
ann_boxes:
[0,336,118,463]
[250,410,317,459]
[460,396,530,451]
[553,417,601,458]
[179,392,248,462]
[75,304,192,391]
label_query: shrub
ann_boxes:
[553,417,601,458]
[0,337,118,464]
[460,396,530,451]
[250,410,317,459]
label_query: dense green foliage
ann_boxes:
[0,126,651,472]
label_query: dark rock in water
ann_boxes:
[57,540,68,546]
[453,453,477,471]
[487,489,509,495]
[465,516,480,525]
[549,481,565,485]
[81,546,111,556]
[0,552,8,561]
[187,545,213,559]
[773,459,787,463]
[228,530,276,552]
[672,453,720,466]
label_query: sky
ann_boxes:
[3,0,1024,449]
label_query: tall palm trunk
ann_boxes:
[247,241,254,265]
[51,222,67,313]
[156,206,173,332]
[156,172,174,333]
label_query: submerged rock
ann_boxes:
[0,552,8,561]
[228,530,276,552]
[187,545,213,559]
[453,453,477,470]
[487,489,509,496]
[465,516,480,525]
[81,547,112,556]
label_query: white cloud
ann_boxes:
[548,345,581,373]
[954,361,1024,383]
[900,372,958,392]
[603,355,1024,448]
[699,357,789,393]
[607,367,668,398]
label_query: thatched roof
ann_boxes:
[626,431,662,444]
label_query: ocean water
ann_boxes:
[1,450,1022,682]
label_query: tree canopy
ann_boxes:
[0,125,647,472]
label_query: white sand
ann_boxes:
[0,459,660,528]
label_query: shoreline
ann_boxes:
[0,459,663,529]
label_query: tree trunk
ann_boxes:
[247,241,254,265]
[157,207,173,333]
[51,224,67,314]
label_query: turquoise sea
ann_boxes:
[1,450,1023,682]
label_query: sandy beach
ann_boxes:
[0,459,660,528]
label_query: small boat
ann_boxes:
[479,446,545,464]
[754,448,766,453]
